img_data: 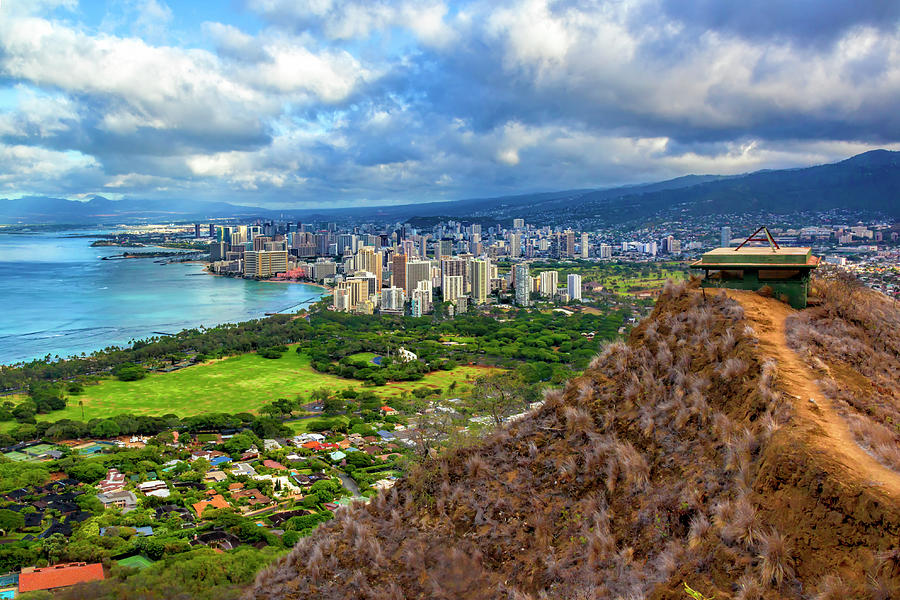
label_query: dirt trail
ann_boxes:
[725,290,900,501]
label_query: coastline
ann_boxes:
[201,265,333,292]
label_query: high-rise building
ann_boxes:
[337,234,357,256]
[437,239,453,259]
[471,259,490,305]
[514,263,530,306]
[565,230,576,258]
[405,260,431,297]
[513,218,525,230]
[356,246,383,290]
[540,270,558,297]
[209,224,216,238]
[391,253,407,291]
[441,257,468,293]
[580,232,589,258]
[333,288,351,312]
[334,278,369,311]
[442,275,464,303]
[600,244,612,259]
[411,282,433,317]
[721,226,732,248]
[311,261,336,281]
[380,287,405,312]
[509,233,521,258]
[567,273,582,302]
[244,250,288,278]
[194,223,201,238]
[209,241,228,261]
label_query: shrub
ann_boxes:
[116,364,146,381]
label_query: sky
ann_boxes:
[1,0,900,208]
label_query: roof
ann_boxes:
[192,494,230,518]
[262,460,286,470]
[691,246,820,268]
[18,563,105,592]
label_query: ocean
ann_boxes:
[0,229,326,365]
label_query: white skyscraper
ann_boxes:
[600,244,613,259]
[539,270,558,297]
[721,226,732,247]
[580,232,589,258]
[567,273,582,301]
[514,263,530,306]
[471,259,490,305]
[509,233,521,258]
[442,275,464,303]
[380,287,405,312]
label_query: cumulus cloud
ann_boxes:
[1,0,900,206]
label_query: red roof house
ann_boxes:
[262,460,286,471]
[192,494,230,518]
[301,441,322,451]
[19,563,105,593]
[97,469,126,493]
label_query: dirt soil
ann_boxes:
[725,289,900,500]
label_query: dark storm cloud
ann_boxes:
[655,0,900,45]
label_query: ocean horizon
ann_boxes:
[0,229,326,365]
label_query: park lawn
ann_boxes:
[21,352,501,424]
[347,352,379,363]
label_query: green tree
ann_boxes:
[0,510,25,535]
[470,373,535,427]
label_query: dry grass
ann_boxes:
[786,272,900,473]
[246,282,817,600]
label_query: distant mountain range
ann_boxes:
[2,150,899,225]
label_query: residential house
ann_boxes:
[97,469,126,493]
[262,459,286,471]
[96,490,137,512]
[231,462,257,477]
[204,470,228,483]
[137,480,169,498]
[18,563,105,594]
[192,494,230,519]
[232,488,273,507]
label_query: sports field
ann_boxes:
[117,555,154,569]
[26,351,498,423]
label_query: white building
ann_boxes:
[380,286,405,311]
[514,263,530,306]
[405,260,431,297]
[397,347,418,362]
[442,275,464,303]
[244,250,288,278]
[539,270,558,297]
[567,273,582,301]
[580,232,589,258]
[471,258,490,305]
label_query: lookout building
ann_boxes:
[690,226,820,309]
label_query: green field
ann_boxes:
[117,555,154,569]
[24,351,497,424]
[347,352,379,363]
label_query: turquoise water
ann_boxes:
[0,230,325,365]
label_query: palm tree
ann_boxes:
[79,400,84,421]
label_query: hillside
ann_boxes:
[240,279,900,600]
[3,150,900,225]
